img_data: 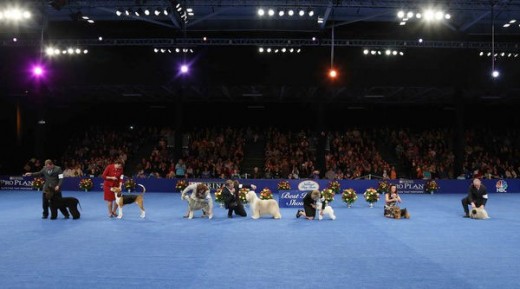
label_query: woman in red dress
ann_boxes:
[102,159,124,218]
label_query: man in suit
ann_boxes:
[25,159,69,219]
[461,178,488,218]
[221,180,256,218]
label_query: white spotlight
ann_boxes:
[312,37,316,41]
[487,52,491,56]
[268,9,275,16]
[407,11,414,18]
[308,10,314,17]
[54,48,60,54]
[424,10,434,21]
[418,38,423,43]
[397,11,405,18]
[479,51,484,56]
[399,52,404,56]
[385,50,391,55]
[83,49,88,54]
[278,10,284,16]
[67,48,74,54]
[445,14,451,20]
[289,48,294,53]
[492,70,500,78]
[98,36,103,41]
[371,50,376,55]
[154,9,161,16]
[266,48,272,53]
[144,9,150,16]
[281,48,286,53]
[45,47,55,56]
[154,48,159,53]
[299,10,305,17]
[259,47,264,53]
[363,49,369,55]
[116,10,122,16]
[503,23,511,28]
[75,48,81,54]
[435,11,444,20]
[23,11,31,18]
[416,13,422,19]
[175,48,180,53]
[399,22,406,26]
[296,48,301,53]
[500,52,505,56]
[288,10,294,16]
[392,50,398,55]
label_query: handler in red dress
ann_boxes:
[102,159,124,218]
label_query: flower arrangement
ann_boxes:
[79,178,93,191]
[341,188,358,207]
[239,188,249,204]
[364,188,379,207]
[32,177,44,190]
[425,180,440,194]
[327,181,341,193]
[321,188,335,203]
[376,180,391,194]
[124,179,136,192]
[175,179,187,192]
[214,187,224,206]
[259,188,273,200]
[277,180,291,190]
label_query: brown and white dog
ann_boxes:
[181,183,213,219]
[111,184,146,219]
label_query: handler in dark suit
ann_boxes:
[461,178,488,218]
[25,159,69,219]
[221,180,256,218]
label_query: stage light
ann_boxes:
[510,19,517,23]
[32,65,44,77]
[116,9,122,16]
[175,48,180,53]
[266,48,271,53]
[397,11,405,18]
[168,49,172,53]
[317,17,324,23]
[312,37,316,41]
[363,49,369,55]
[203,36,207,41]
[299,9,305,17]
[154,48,159,53]
[399,22,406,25]
[268,9,274,16]
[399,52,404,56]
[479,51,484,56]
[424,10,434,21]
[180,64,189,74]
[435,11,444,20]
[281,48,286,53]
[257,8,265,16]
[503,23,510,28]
[418,38,423,43]
[371,50,376,55]
[83,49,88,54]
[87,19,94,23]
[144,9,150,16]
[163,8,169,16]
[160,49,165,53]
[445,13,451,19]
[328,68,337,79]
[54,48,60,54]
[308,10,314,17]
[392,50,398,55]
[98,36,103,41]
[416,13,422,18]
[75,48,81,54]
[278,10,284,16]
[12,37,17,42]
[125,9,130,16]
[407,11,414,18]
[23,11,31,18]
[154,9,161,16]
[259,47,264,53]
[288,10,294,16]
[274,49,279,53]
[45,47,55,56]
[296,48,301,53]
[492,70,500,78]
[487,52,491,56]
[289,48,294,53]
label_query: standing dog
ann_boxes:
[469,207,489,219]
[317,199,336,220]
[181,183,213,219]
[111,184,146,219]
[245,191,282,219]
[45,188,81,219]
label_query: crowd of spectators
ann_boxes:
[135,127,247,179]
[22,126,520,180]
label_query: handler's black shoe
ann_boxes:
[296,210,302,218]
[463,214,469,218]
[42,215,48,219]
[64,215,70,219]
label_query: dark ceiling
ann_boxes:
[1,0,520,105]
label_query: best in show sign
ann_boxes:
[278,180,320,208]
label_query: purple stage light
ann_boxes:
[32,65,44,77]
[180,64,189,74]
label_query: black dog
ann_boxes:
[45,188,81,220]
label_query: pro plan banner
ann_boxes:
[1,176,519,194]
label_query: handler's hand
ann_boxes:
[54,185,60,191]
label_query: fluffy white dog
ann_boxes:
[469,207,489,219]
[245,191,282,219]
[317,199,336,220]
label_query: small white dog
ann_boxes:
[469,207,490,219]
[317,199,336,220]
[245,191,282,219]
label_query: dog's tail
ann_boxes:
[137,184,146,195]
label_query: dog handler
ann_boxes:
[462,178,488,218]
[24,159,68,219]
[296,190,321,220]
[102,159,124,218]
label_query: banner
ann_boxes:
[1,176,519,194]
[278,190,309,208]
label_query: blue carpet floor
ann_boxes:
[1,190,519,289]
